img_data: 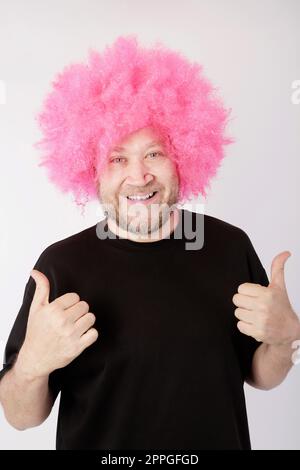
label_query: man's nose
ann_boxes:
[125,161,154,186]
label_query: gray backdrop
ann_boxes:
[0,0,299,450]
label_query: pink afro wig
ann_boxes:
[35,35,233,208]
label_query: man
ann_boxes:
[0,36,299,450]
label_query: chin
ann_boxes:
[125,212,161,231]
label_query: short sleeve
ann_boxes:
[232,231,269,381]
[0,249,63,402]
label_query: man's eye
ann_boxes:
[147,152,161,159]
[111,157,125,164]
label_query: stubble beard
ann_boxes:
[100,182,179,237]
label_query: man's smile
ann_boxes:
[122,191,159,205]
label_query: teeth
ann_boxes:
[127,192,155,201]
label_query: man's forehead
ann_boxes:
[111,139,163,152]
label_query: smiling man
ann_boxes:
[0,36,299,451]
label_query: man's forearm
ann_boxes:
[246,341,296,390]
[0,353,53,430]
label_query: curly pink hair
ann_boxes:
[35,35,233,208]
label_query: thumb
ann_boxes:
[270,251,291,290]
[30,269,50,310]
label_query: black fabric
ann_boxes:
[0,209,269,450]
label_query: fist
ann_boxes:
[17,269,99,378]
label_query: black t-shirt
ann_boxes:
[0,209,269,450]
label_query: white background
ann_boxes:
[0,0,299,449]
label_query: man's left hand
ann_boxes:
[232,251,300,345]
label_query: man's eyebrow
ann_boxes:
[111,140,163,152]
[145,140,163,149]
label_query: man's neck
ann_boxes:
[107,207,180,243]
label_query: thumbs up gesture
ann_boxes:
[17,269,99,378]
[232,251,300,346]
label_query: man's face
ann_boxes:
[98,127,180,236]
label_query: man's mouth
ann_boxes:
[125,191,159,205]
[127,191,157,201]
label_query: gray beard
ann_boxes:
[103,202,176,236]
[100,180,180,237]
[118,205,168,236]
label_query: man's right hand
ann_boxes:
[17,269,99,379]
